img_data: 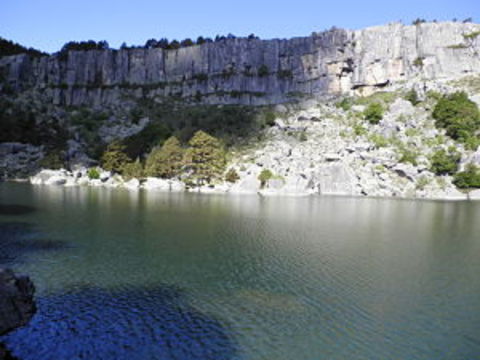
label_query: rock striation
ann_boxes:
[1,22,479,107]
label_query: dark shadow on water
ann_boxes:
[2,285,238,360]
[0,204,37,216]
[0,222,69,266]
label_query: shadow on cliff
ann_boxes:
[3,285,238,360]
[0,221,69,266]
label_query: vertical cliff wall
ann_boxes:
[1,22,479,107]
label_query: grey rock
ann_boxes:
[2,22,479,107]
[0,268,36,336]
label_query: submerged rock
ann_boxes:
[0,269,36,336]
[0,268,36,360]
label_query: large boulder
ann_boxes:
[142,177,171,191]
[315,163,357,196]
[0,268,36,336]
[30,169,68,185]
[230,173,261,194]
[0,268,36,358]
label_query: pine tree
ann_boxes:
[144,136,184,178]
[122,158,144,180]
[100,141,131,173]
[184,130,226,185]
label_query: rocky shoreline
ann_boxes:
[19,165,479,201]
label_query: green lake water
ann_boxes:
[1,183,479,359]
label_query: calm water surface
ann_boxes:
[1,183,479,359]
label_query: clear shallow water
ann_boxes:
[1,183,480,360]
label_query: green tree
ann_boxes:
[184,130,226,185]
[453,164,480,188]
[405,89,420,105]
[122,158,144,180]
[432,92,480,141]
[364,103,384,124]
[258,169,273,188]
[144,136,184,178]
[100,141,131,173]
[430,148,461,175]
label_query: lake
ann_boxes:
[1,183,479,360]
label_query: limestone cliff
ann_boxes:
[1,22,479,107]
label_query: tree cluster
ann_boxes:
[0,37,46,57]
[100,131,226,186]
[432,91,480,145]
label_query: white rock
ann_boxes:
[142,177,171,191]
[468,189,480,200]
[124,179,140,190]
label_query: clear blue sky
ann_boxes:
[1,0,479,53]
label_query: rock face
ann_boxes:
[1,22,479,107]
[0,268,36,336]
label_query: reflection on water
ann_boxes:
[1,183,480,359]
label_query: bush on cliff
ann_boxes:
[430,148,461,175]
[145,136,184,178]
[87,168,100,180]
[258,169,273,188]
[432,92,480,142]
[184,131,226,185]
[405,89,420,106]
[364,103,384,124]
[453,164,480,189]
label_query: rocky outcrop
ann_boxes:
[0,268,36,360]
[1,22,479,107]
[0,143,43,180]
[0,269,35,336]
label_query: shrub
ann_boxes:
[416,176,431,190]
[100,141,132,173]
[364,103,384,124]
[399,147,418,166]
[277,69,293,79]
[225,168,240,183]
[87,168,100,180]
[258,65,269,77]
[336,98,353,111]
[453,164,480,188]
[264,111,276,126]
[413,57,424,67]
[464,136,480,151]
[144,136,184,178]
[426,90,442,101]
[369,133,389,148]
[405,89,420,105]
[184,130,226,185]
[430,148,461,175]
[433,91,480,141]
[353,123,367,136]
[39,151,64,170]
[258,169,273,188]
